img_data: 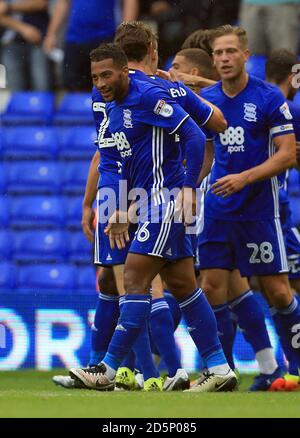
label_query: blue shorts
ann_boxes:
[285,226,300,280]
[94,186,132,266]
[129,200,193,261]
[198,216,289,277]
[280,202,300,280]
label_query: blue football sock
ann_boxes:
[178,288,228,370]
[150,298,182,377]
[120,295,159,379]
[120,350,136,371]
[229,290,272,353]
[271,298,300,375]
[164,290,182,330]
[212,304,236,370]
[89,292,119,366]
[103,294,159,380]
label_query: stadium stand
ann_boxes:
[57,126,96,160]
[6,162,62,195]
[17,264,77,292]
[0,262,18,291]
[69,231,93,265]
[76,265,97,293]
[2,127,59,160]
[13,230,69,264]
[0,230,13,261]
[54,93,94,125]
[0,197,10,227]
[1,92,55,126]
[65,196,84,230]
[10,196,66,229]
[61,161,90,195]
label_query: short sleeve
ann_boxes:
[139,86,190,135]
[178,83,213,127]
[265,88,294,138]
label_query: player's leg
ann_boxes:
[228,270,280,390]
[286,227,300,295]
[237,218,300,388]
[198,219,236,371]
[150,274,187,390]
[162,257,237,392]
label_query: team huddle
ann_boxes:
[53,21,300,393]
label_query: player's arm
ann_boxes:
[43,0,70,53]
[82,150,100,243]
[0,14,42,43]
[198,140,214,183]
[176,82,227,133]
[0,0,47,14]
[123,0,139,21]
[198,95,227,133]
[212,133,296,197]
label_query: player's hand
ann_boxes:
[175,187,197,226]
[43,33,57,53]
[211,173,248,197]
[81,205,95,243]
[19,24,42,44]
[105,210,130,250]
[156,69,172,81]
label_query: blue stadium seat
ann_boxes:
[6,161,61,194]
[14,230,69,263]
[0,197,10,227]
[0,164,7,193]
[54,93,93,125]
[288,168,300,195]
[76,265,96,292]
[61,161,90,194]
[290,196,300,226]
[2,127,59,160]
[69,231,93,264]
[65,196,83,229]
[58,127,96,160]
[0,262,18,290]
[1,92,55,125]
[246,55,266,80]
[0,230,13,261]
[10,196,65,228]
[18,264,76,290]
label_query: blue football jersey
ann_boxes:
[200,75,294,221]
[106,78,192,206]
[92,69,213,188]
[278,99,300,204]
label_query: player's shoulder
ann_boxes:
[200,81,222,99]
[91,86,104,103]
[132,77,171,101]
[249,75,284,102]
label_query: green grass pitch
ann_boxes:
[0,370,300,418]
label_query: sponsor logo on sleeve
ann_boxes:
[154,99,174,117]
[279,102,293,120]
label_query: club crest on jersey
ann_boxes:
[244,103,257,122]
[123,109,133,128]
[279,102,293,120]
[154,99,174,117]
